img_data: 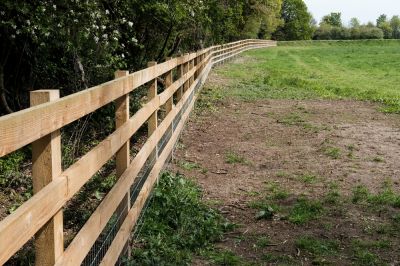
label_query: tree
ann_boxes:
[376,14,387,27]
[321,12,342,27]
[390,15,400,39]
[349,17,360,28]
[241,0,283,39]
[376,14,392,38]
[273,0,314,40]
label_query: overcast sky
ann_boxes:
[304,0,400,26]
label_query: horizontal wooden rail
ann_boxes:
[0,39,276,265]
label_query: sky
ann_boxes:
[303,0,400,26]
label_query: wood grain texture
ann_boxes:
[30,90,64,266]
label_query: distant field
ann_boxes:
[217,40,400,112]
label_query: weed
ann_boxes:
[288,197,323,225]
[324,189,341,204]
[266,182,290,200]
[324,147,341,159]
[295,236,339,255]
[278,113,305,126]
[179,160,201,170]
[204,249,244,266]
[130,172,227,265]
[353,249,380,266]
[225,151,247,164]
[297,173,318,184]
[352,185,370,203]
[352,239,391,250]
[256,236,271,248]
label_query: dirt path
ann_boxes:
[169,72,400,265]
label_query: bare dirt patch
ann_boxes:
[169,78,400,265]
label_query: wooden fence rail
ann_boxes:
[0,39,276,265]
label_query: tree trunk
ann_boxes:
[0,65,14,114]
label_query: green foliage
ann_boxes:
[225,151,247,164]
[324,147,341,159]
[0,150,26,186]
[203,249,244,265]
[130,172,227,265]
[288,197,323,225]
[274,0,314,40]
[296,173,318,183]
[352,185,370,203]
[295,236,339,255]
[322,13,343,27]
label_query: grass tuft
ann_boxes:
[288,197,323,225]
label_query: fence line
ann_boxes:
[0,39,276,265]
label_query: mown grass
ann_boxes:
[214,40,400,113]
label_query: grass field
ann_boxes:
[165,40,400,265]
[216,40,400,112]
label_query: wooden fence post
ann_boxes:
[147,61,158,138]
[183,54,190,93]
[30,90,63,266]
[176,63,183,103]
[114,70,131,258]
[165,58,174,114]
[189,59,194,87]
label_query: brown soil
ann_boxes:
[169,74,400,265]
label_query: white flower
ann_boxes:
[128,21,133,27]
[44,32,50,37]
[11,24,16,29]
[122,18,126,23]
[11,34,15,38]
[113,36,118,41]
[58,23,62,27]
[121,54,125,58]
[105,9,110,15]
[102,33,108,39]
[53,5,57,10]
[26,20,30,25]
[131,37,138,43]
[73,19,78,23]
[0,11,5,16]
[94,36,99,43]
[121,43,125,48]
[101,25,106,30]
[16,30,20,35]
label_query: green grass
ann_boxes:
[214,40,400,113]
[295,236,339,256]
[288,197,324,225]
[324,147,341,159]
[296,173,318,184]
[225,151,247,164]
[352,182,400,208]
[130,172,229,265]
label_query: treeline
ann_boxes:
[272,0,400,41]
[313,13,400,40]
[0,0,283,115]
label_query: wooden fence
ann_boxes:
[0,39,276,265]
